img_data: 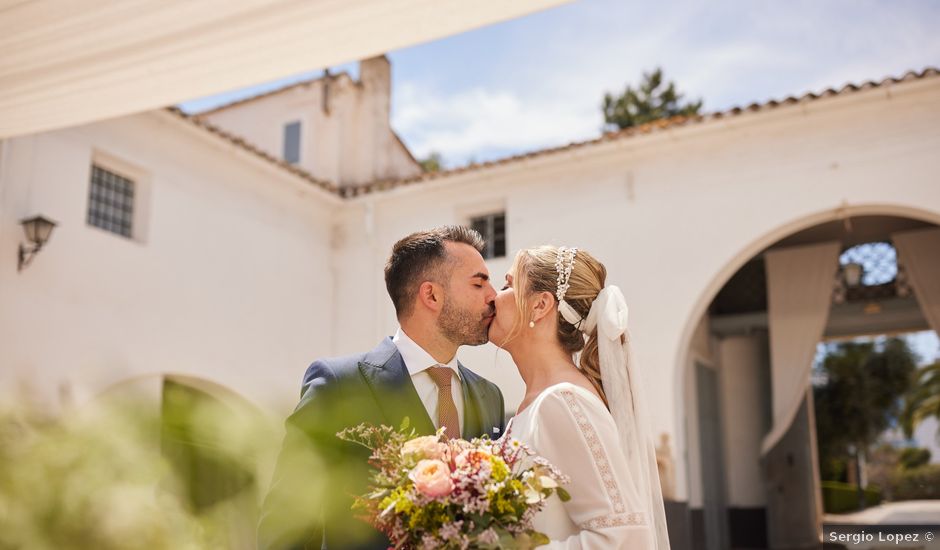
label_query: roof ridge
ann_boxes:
[338,66,939,198]
[167,66,938,200]
[190,70,353,117]
[164,107,340,195]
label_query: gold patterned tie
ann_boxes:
[427,366,460,440]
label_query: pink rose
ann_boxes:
[409,459,454,498]
[401,435,448,462]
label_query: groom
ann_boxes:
[258,225,506,550]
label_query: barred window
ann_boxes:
[87,164,134,238]
[470,212,506,259]
[283,121,301,164]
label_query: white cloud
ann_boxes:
[393,82,600,165]
[178,0,938,164]
[388,0,940,166]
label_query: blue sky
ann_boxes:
[910,331,939,365]
[179,0,940,167]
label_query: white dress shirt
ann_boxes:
[392,327,464,437]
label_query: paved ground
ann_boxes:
[823,501,940,550]
[826,500,940,525]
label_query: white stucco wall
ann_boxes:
[0,73,937,507]
[201,57,421,187]
[0,111,338,415]
[337,76,940,501]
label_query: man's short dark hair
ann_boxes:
[385,225,486,319]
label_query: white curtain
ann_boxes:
[892,227,940,336]
[761,241,841,455]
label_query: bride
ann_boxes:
[489,246,670,550]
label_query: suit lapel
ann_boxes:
[459,363,489,439]
[358,338,436,436]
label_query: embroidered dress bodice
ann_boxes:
[507,383,655,549]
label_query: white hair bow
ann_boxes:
[581,286,629,337]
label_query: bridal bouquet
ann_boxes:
[337,420,570,549]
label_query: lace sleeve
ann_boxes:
[532,387,655,549]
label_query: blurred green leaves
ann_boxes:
[900,362,940,441]
[0,377,281,550]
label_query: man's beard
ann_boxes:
[438,297,491,346]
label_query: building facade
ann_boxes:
[1,61,938,549]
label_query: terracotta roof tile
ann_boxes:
[164,107,339,195]
[341,67,938,197]
[170,67,938,200]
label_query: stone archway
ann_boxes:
[673,205,940,550]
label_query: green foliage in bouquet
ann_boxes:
[338,419,569,550]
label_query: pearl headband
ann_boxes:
[555,247,585,329]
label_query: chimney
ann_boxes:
[357,55,393,182]
[359,55,391,99]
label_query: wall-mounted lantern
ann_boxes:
[843,262,863,287]
[18,215,57,272]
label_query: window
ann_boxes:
[283,121,301,164]
[470,212,506,259]
[87,164,135,238]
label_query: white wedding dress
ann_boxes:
[508,382,656,549]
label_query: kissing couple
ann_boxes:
[258,225,670,550]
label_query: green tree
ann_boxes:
[813,338,918,508]
[898,447,931,470]
[602,68,703,130]
[419,152,443,173]
[901,361,940,442]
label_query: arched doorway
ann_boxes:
[676,210,940,550]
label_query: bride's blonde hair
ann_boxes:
[505,246,609,407]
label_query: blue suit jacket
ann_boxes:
[258,337,505,550]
